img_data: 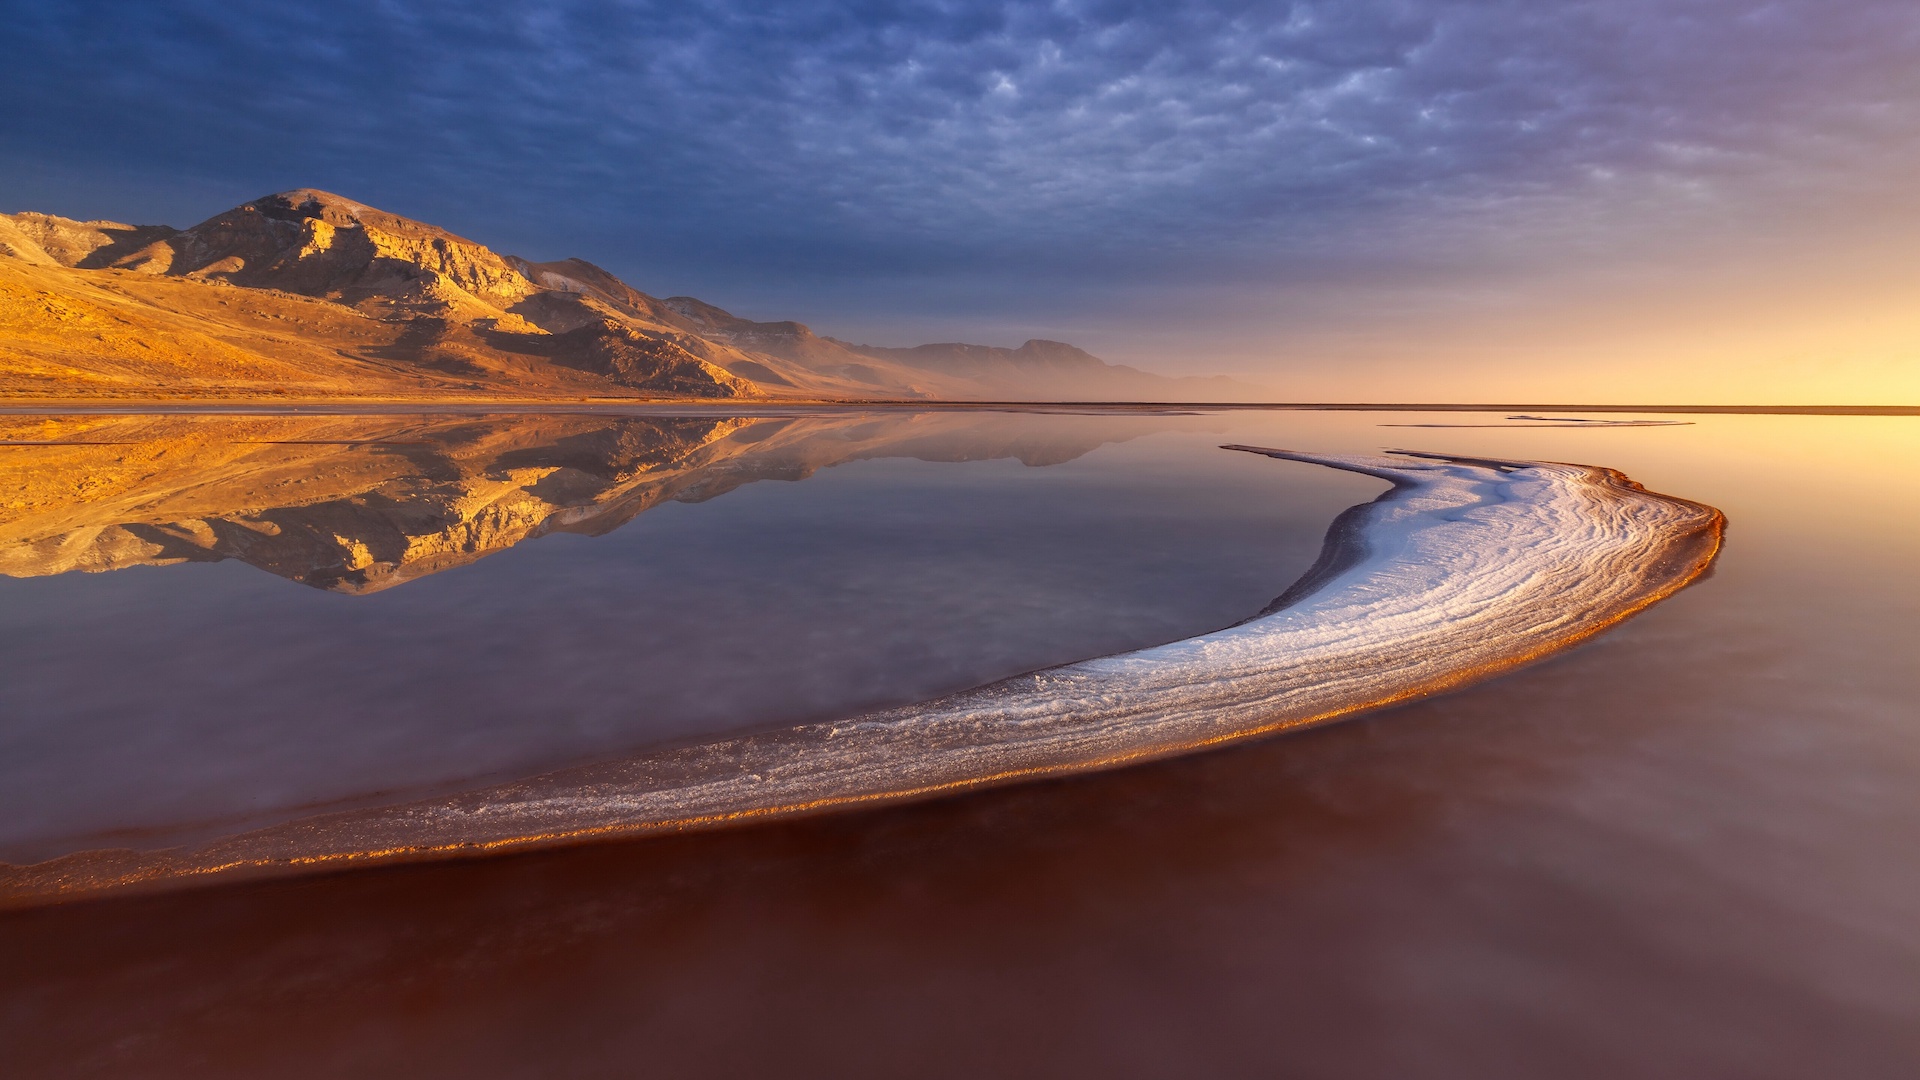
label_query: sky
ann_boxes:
[4,0,1918,402]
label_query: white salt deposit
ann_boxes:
[2,448,1724,904]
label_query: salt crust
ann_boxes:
[1,448,1725,905]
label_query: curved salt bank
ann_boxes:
[1,448,1724,906]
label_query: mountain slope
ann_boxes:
[844,338,1244,400]
[0,189,1234,402]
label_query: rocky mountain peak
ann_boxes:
[132,190,540,314]
[1,187,1221,403]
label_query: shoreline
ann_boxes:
[0,447,1725,908]
[0,399,1914,416]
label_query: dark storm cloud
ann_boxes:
[4,1,1918,296]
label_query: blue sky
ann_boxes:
[5,1,1918,397]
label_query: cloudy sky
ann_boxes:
[5,1,1917,400]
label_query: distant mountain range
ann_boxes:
[0,189,1244,402]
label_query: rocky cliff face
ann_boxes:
[110,191,539,316]
[0,190,750,400]
[0,213,179,268]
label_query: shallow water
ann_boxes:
[0,410,1384,859]
[3,408,1917,1078]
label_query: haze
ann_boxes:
[4,1,1917,403]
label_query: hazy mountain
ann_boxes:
[847,338,1245,400]
[0,189,1241,402]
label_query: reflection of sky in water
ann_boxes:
[0,419,1383,858]
[5,411,1920,1076]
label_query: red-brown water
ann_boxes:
[3,410,1916,1078]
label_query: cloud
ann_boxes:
[4,1,1918,327]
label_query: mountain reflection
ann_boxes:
[0,411,1188,592]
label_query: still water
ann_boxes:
[2,407,1917,1078]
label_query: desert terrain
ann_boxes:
[0,190,1226,404]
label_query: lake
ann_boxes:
[2,406,1916,1078]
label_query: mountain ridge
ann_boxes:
[0,189,1242,402]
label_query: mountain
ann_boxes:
[0,189,1240,402]
[845,338,1244,400]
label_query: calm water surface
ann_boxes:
[0,410,1382,858]
[2,408,1917,1078]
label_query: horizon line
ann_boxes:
[1,400,1915,417]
